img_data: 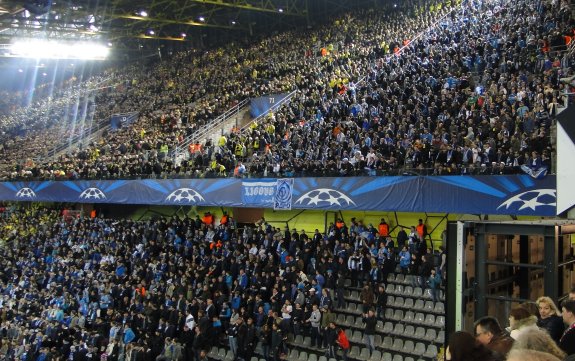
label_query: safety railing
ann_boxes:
[175,98,251,160]
[1,163,550,182]
[45,116,112,160]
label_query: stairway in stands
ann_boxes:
[207,271,445,361]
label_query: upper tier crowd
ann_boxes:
[0,0,573,180]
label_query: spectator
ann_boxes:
[509,306,539,340]
[506,349,561,361]
[416,219,427,243]
[335,328,350,361]
[399,246,411,275]
[536,296,565,343]
[439,245,447,281]
[418,254,434,289]
[511,328,566,360]
[362,309,377,354]
[324,322,338,359]
[270,322,284,361]
[335,273,346,309]
[306,304,321,348]
[446,331,499,361]
[375,284,387,320]
[359,284,374,314]
[426,268,442,303]
[320,306,335,349]
[560,299,575,356]
[474,316,514,359]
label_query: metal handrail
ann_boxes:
[175,98,251,158]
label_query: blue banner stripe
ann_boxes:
[493,177,520,193]
[0,176,556,216]
[350,177,415,197]
[518,175,535,187]
[429,177,507,198]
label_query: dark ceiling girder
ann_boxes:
[188,0,306,17]
[107,14,248,31]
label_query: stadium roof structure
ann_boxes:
[0,0,378,54]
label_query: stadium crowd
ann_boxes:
[0,206,443,361]
[444,292,575,361]
[0,0,570,180]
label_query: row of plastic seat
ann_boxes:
[374,324,445,344]
[339,327,444,349]
[385,284,445,302]
[208,346,235,361]
[335,311,445,343]
[286,337,438,361]
[341,293,444,315]
[332,308,444,330]
[208,342,438,361]
[291,331,441,358]
[388,296,444,314]
[385,309,444,329]
[378,339,438,359]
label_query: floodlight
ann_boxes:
[198,16,205,22]
[10,39,110,60]
[140,10,148,17]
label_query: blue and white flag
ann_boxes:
[110,112,139,130]
[242,180,275,206]
[274,178,294,210]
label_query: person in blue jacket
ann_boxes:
[123,326,136,344]
[399,246,411,275]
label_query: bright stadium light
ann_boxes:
[9,39,110,60]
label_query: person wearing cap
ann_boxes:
[309,287,320,306]
[339,157,353,176]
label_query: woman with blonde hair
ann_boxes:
[536,296,565,343]
[511,328,566,360]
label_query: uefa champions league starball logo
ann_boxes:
[295,188,355,206]
[165,188,205,203]
[79,187,107,200]
[15,187,37,199]
[497,189,556,211]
